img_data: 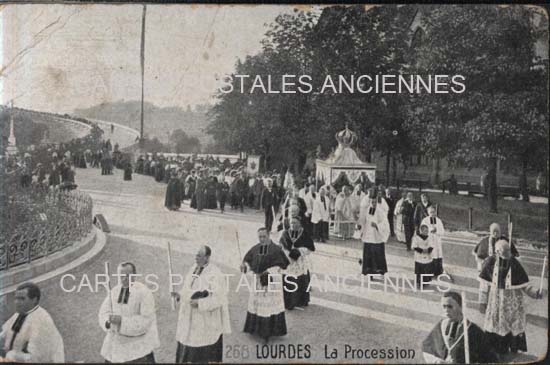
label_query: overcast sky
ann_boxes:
[0,4,301,113]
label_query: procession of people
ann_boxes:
[2,148,546,364]
[135,155,548,362]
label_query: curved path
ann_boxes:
[88,118,140,149]
[1,167,547,363]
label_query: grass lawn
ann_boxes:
[399,190,548,244]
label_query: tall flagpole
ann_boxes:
[139,5,147,146]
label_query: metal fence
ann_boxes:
[0,174,93,271]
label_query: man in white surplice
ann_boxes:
[358,189,390,276]
[171,245,231,363]
[1,282,64,363]
[99,262,160,363]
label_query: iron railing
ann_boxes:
[0,173,93,271]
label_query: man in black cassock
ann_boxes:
[384,188,396,237]
[241,228,290,342]
[195,171,206,211]
[205,175,218,209]
[279,218,315,310]
[234,172,247,212]
[253,175,264,210]
[473,223,519,301]
[123,159,132,181]
[185,170,196,202]
[165,171,182,211]
[155,158,165,182]
[260,178,278,232]
[414,193,432,233]
[422,291,497,363]
[473,223,519,272]
[400,191,416,251]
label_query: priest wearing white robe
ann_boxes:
[99,262,160,363]
[334,185,355,239]
[171,245,231,363]
[351,184,365,221]
[1,282,64,363]
[358,190,390,275]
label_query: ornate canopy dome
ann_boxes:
[330,125,364,165]
[335,124,357,148]
[316,123,377,187]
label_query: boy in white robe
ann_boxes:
[1,282,64,363]
[412,224,435,288]
[99,262,160,363]
[172,246,231,363]
[421,206,446,277]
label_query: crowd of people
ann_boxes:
[4,135,100,192]
[153,160,458,284]
[1,146,545,363]
[4,132,136,191]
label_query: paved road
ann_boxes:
[2,167,547,363]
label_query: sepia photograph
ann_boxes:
[0,2,548,364]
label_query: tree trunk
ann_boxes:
[263,139,270,171]
[434,157,441,185]
[520,159,529,202]
[487,158,498,212]
[385,152,391,187]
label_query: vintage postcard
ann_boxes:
[0,2,548,364]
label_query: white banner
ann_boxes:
[247,155,261,175]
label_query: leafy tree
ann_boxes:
[208,5,418,177]
[406,5,548,211]
[208,10,317,172]
[169,128,201,154]
[140,137,168,154]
